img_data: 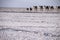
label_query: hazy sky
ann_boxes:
[0,0,60,7]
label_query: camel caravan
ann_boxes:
[0,6,60,13]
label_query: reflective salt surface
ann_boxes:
[0,12,60,40]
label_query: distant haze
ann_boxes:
[0,0,60,8]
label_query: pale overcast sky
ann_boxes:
[0,0,60,8]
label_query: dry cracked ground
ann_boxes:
[0,12,60,40]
